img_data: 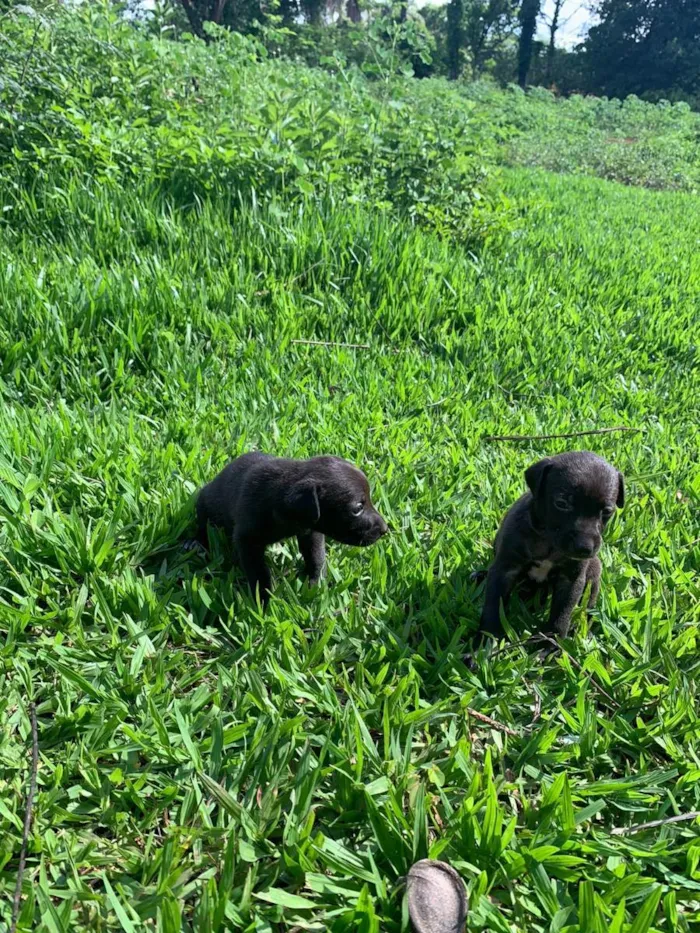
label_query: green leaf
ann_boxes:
[198,773,258,838]
[102,874,139,933]
[174,703,203,769]
[254,888,316,909]
[629,887,663,933]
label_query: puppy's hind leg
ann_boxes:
[466,564,517,668]
[479,564,516,640]
[298,531,326,586]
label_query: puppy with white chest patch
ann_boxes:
[478,450,624,643]
[188,452,388,605]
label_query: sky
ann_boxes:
[413,0,593,49]
[538,0,591,48]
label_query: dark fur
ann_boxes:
[189,452,388,604]
[478,451,624,643]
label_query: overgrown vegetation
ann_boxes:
[464,83,700,191]
[152,0,700,105]
[0,6,508,244]
[1,4,700,932]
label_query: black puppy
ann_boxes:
[188,452,388,604]
[478,450,624,644]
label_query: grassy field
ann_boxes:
[2,7,700,933]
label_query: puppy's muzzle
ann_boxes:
[362,515,389,544]
[570,538,599,559]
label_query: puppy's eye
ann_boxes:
[351,502,364,516]
[554,497,573,511]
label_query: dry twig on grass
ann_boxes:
[484,426,640,442]
[536,634,619,709]
[612,811,700,836]
[10,702,39,933]
[466,707,518,737]
[291,339,371,350]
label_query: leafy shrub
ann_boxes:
[0,2,509,244]
[461,83,700,190]
[261,11,436,80]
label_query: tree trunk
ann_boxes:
[447,0,463,80]
[279,0,297,23]
[346,0,361,22]
[178,0,206,38]
[545,0,563,84]
[302,0,323,25]
[517,0,540,87]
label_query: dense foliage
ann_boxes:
[0,4,508,243]
[467,84,700,191]
[582,0,700,105]
[157,0,700,105]
[1,4,700,933]
[4,0,700,104]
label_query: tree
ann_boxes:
[301,0,324,25]
[421,0,520,80]
[446,0,463,79]
[177,0,209,37]
[175,0,266,37]
[583,0,700,100]
[517,0,540,86]
[462,0,519,73]
[346,0,361,23]
[278,0,300,25]
[544,0,563,84]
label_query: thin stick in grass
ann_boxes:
[10,702,39,933]
[291,338,371,350]
[483,426,641,442]
[466,707,518,737]
[612,810,700,836]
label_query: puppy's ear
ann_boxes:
[284,480,321,526]
[616,471,625,509]
[525,458,553,501]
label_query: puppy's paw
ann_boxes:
[182,538,207,557]
[464,636,495,670]
[536,637,560,661]
[464,651,479,671]
[301,566,326,588]
[470,569,488,586]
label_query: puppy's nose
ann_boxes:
[377,516,389,536]
[572,540,597,558]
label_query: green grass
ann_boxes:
[2,164,700,931]
[2,6,700,931]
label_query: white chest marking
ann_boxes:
[528,560,554,582]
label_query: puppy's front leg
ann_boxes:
[183,509,210,554]
[234,532,272,606]
[297,531,326,585]
[479,563,516,639]
[546,568,587,639]
[586,557,602,610]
